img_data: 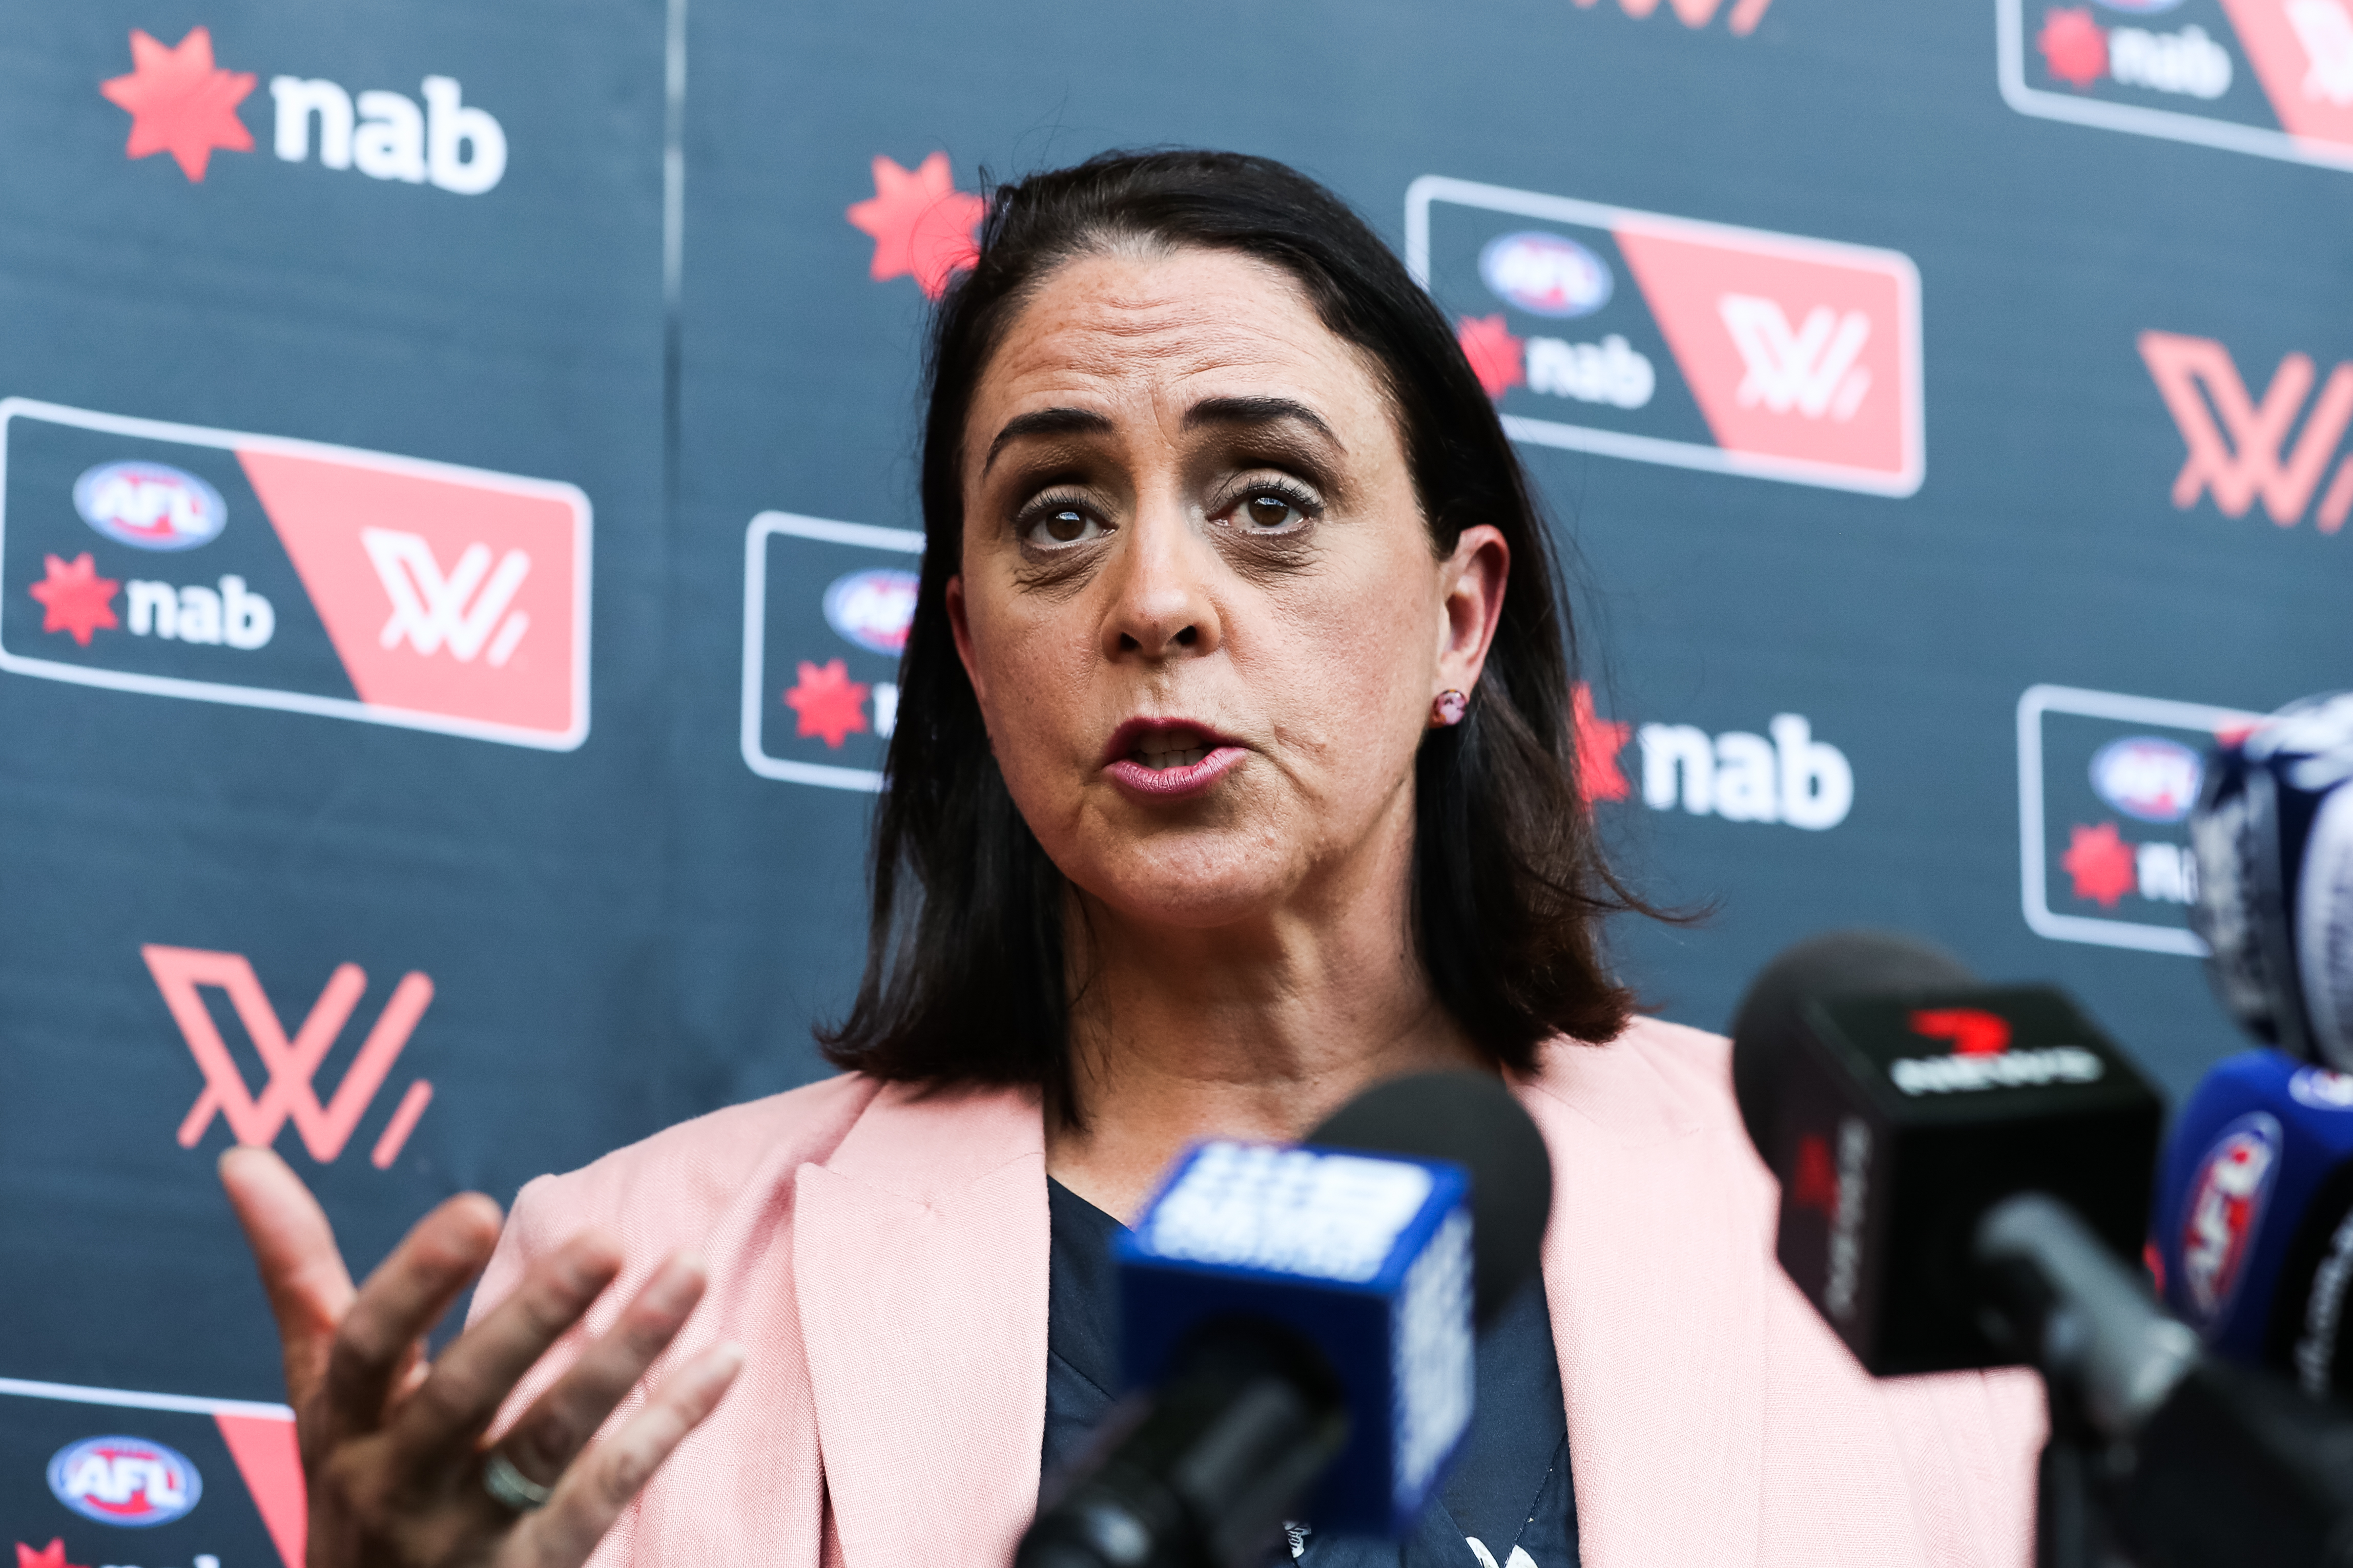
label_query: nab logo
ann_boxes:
[2179,1112,2284,1324]
[1,400,590,749]
[2140,331,2353,536]
[48,1436,201,1527]
[2002,0,2353,173]
[1412,177,1923,496]
[99,26,505,192]
[845,152,985,299]
[144,945,435,1169]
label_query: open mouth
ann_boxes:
[1131,730,1215,770]
[1103,720,1245,798]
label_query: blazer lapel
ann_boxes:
[1515,1034,1771,1568]
[794,1081,1050,1568]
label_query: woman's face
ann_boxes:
[947,245,1506,934]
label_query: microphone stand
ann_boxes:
[1975,1193,2353,1568]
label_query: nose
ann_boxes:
[1099,498,1222,661]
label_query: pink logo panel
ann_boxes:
[2217,0,2353,151]
[1614,227,1917,483]
[239,449,584,742]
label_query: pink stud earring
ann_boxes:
[1432,689,1468,727]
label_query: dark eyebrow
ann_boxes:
[982,407,1113,476]
[1181,396,1343,450]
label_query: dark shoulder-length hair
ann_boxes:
[820,149,1646,1117]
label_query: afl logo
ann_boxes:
[2179,1112,2282,1326]
[47,1435,201,1527]
[2291,1065,2353,1111]
[822,568,919,655]
[73,461,227,551]
[2090,735,2204,824]
[1478,232,1613,320]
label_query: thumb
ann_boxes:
[219,1144,357,1409]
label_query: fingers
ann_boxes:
[520,1342,746,1568]
[499,1255,710,1485]
[220,1146,360,1407]
[320,1190,506,1448]
[380,1229,623,1469]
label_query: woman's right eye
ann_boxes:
[1022,505,1107,548]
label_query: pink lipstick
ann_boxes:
[1102,719,1246,800]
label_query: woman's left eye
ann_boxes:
[1229,489,1313,533]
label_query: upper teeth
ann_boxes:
[1137,741,1210,770]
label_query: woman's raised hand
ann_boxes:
[218,1146,743,1568]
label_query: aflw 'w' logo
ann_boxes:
[362,528,532,664]
[143,945,435,1168]
[1718,295,1872,423]
[2140,331,2353,535]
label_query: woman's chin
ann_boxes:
[1064,852,1306,934]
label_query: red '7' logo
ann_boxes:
[1909,1007,2013,1057]
[142,945,434,1168]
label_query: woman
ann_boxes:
[221,150,2041,1568]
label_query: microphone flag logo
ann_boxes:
[2179,1111,2285,1325]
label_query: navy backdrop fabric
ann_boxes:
[1,0,2347,1560]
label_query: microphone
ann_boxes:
[2152,1047,2353,1402]
[2191,691,2353,1071]
[1017,1071,1552,1568]
[1726,929,2164,1374]
[1736,931,2353,1568]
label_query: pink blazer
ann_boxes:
[472,1017,2045,1568]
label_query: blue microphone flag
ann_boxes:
[1118,1140,1474,1538]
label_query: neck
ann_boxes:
[1044,825,1487,1225]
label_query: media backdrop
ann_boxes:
[0,0,2344,1561]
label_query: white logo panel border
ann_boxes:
[739,510,921,791]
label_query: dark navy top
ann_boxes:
[1042,1178,1580,1568]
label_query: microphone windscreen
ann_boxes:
[1728,929,1974,1161]
[2150,1047,2353,1399]
[1309,1071,1551,1329]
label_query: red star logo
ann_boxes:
[785,658,871,748]
[1456,315,1525,401]
[1572,681,1632,809]
[99,27,256,182]
[17,1540,93,1568]
[2060,821,2139,908]
[28,552,120,645]
[2037,8,2108,89]
[846,153,985,300]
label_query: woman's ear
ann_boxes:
[1436,524,1510,698]
[945,574,989,709]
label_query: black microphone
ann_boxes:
[1727,929,2163,1374]
[1017,1071,1551,1568]
[1736,930,2353,1568]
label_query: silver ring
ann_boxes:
[482,1449,553,1512]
